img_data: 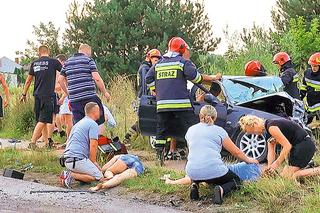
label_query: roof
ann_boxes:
[0,56,22,73]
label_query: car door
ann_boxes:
[138,95,157,136]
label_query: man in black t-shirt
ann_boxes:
[20,45,62,149]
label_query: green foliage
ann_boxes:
[276,17,320,71]
[271,0,320,32]
[16,22,63,63]
[63,0,219,77]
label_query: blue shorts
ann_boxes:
[119,154,144,175]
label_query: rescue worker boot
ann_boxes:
[155,147,165,167]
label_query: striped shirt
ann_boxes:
[61,53,97,102]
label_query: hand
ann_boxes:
[3,99,9,107]
[268,160,280,171]
[58,98,64,105]
[246,157,259,164]
[104,91,111,102]
[151,91,156,96]
[267,137,276,143]
[214,73,222,81]
[20,95,26,102]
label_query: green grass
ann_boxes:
[0,148,61,173]
[123,166,187,196]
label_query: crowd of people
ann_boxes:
[1,36,320,205]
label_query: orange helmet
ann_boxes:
[273,52,291,66]
[308,52,320,66]
[168,37,188,54]
[146,49,161,60]
[245,60,267,76]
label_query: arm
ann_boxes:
[183,60,222,84]
[146,66,155,92]
[20,75,33,102]
[268,126,292,170]
[280,70,294,86]
[300,74,307,99]
[267,139,277,166]
[58,74,69,95]
[89,139,101,170]
[201,73,222,84]
[0,74,10,107]
[92,72,110,102]
[222,137,259,164]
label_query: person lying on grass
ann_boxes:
[185,105,258,205]
[60,102,105,188]
[164,162,265,185]
[239,115,316,179]
[90,154,144,191]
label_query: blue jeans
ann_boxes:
[119,154,144,175]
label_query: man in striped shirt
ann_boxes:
[58,44,111,125]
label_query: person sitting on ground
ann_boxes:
[90,154,144,191]
[239,115,316,179]
[164,162,265,185]
[186,105,258,204]
[0,73,10,117]
[60,102,104,188]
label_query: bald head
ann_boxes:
[39,45,50,57]
[79,44,92,57]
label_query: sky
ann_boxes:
[0,0,277,60]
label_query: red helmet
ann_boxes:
[168,37,188,54]
[308,52,320,66]
[245,60,267,76]
[146,49,161,60]
[273,52,291,66]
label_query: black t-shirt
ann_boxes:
[265,118,308,145]
[29,56,62,97]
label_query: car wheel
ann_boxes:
[149,136,157,149]
[236,132,268,162]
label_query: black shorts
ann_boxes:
[0,96,3,117]
[35,96,55,124]
[70,95,105,125]
[289,136,316,168]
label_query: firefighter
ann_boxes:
[244,60,267,77]
[272,52,300,99]
[123,49,162,144]
[146,37,222,165]
[300,52,320,124]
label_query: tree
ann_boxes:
[276,17,320,71]
[17,22,62,63]
[63,0,220,77]
[271,0,320,32]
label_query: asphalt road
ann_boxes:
[0,176,187,213]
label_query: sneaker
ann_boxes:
[190,183,199,201]
[60,170,73,188]
[156,148,165,166]
[305,160,316,169]
[213,185,223,205]
[27,143,38,150]
[165,151,182,160]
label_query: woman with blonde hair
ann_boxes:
[185,105,258,204]
[239,115,316,179]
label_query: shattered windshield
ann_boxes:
[222,76,284,104]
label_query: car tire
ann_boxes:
[236,132,268,162]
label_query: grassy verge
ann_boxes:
[0,148,61,173]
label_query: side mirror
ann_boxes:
[204,94,219,105]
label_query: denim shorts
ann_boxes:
[119,154,144,175]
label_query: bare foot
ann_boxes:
[165,178,174,184]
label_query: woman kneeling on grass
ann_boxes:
[186,105,258,205]
[239,115,316,179]
[90,154,144,191]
